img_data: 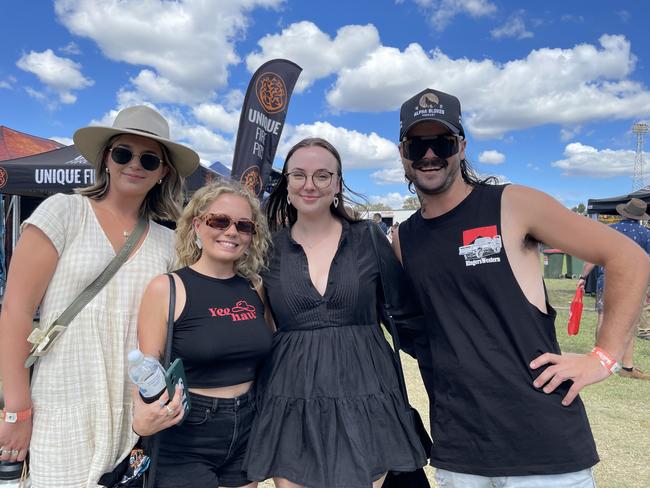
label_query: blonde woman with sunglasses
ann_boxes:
[132,181,272,488]
[0,106,199,487]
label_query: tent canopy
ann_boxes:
[0,144,222,198]
[587,188,650,215]
[0,126,64,161]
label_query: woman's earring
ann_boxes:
[333,195,339,207]
[158,178,163,184]
[106,167,110,173]
[287,195,291,205]
[195,236,202,250]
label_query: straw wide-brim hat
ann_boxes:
[73,105,200,178]
[616,198,650,220]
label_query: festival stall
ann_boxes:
[0,144,224,281]
[587,188,650,216]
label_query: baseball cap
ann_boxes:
[399,88,465,140]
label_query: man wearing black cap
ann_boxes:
[393,88,650,486]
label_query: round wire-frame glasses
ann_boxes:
[284,170,337,189]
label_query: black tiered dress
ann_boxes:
[244,220,427,488]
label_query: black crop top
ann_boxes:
[171,267,272,388]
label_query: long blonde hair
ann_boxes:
[76,136,184,221]
[175,181,270,287]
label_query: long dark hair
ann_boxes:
[265,137,360,232]
[406,157,498,193]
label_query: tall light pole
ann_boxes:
[632,122,649,191]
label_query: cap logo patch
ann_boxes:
[419,93,439,108]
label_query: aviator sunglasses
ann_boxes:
[201,213,257,235]
[109,146,164,171]
[402,135,460,162]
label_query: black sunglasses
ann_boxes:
[402,135,460,161]
[201,213,257,235]
[109,146,163,172]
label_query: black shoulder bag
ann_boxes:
[99,274,176,488]
[367,223,432,488]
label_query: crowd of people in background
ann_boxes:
[0,87,649,488]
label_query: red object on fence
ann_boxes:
[567,286,584,336]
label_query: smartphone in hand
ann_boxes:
[165,358,191,423]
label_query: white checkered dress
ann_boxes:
[23,194,175,487]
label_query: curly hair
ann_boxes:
[175,180,270,287]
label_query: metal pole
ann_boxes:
[11,195,21,250]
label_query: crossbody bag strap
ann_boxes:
[145,273,176,488]
[366,221,411,406]
[163,273,176,368]
[25,218,148,368]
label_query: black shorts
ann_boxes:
[155,390,255,488]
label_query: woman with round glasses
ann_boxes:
[0,105,199,486]
[132,181,272,488]
[244,138,427,488]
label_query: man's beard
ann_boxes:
[407,158,459,196]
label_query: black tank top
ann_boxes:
[171,267,272,388]
[399,184,598,476]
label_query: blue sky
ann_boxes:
[1,0,650,209]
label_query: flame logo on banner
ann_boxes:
[241,166,262,195]
[0,167,8,189]
[256,72,287,114]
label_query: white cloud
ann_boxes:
[327,35,650,139]
[478,150,505,164]
[280,121,399,169]
[407,0,497,31]
[54,0,283,104]
[527,162,540,171]
[176,124,234,165]
[25,87,47,101]
[561,14,584,23]
[560,126,583,142]
[223,90,245,111]
[491,12,533,40]
[551,142,639,177]
[369,192,412,209]
[16,49,93,104]
[0,76,15,89]
[59,41,81,55]
[193,103,240,134]
[371,167,407,185]
[246,21,380,92]
[51,136,74,146]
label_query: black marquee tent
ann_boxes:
[0,144,224,197]
[587,188,650,216]
[0,145,225,271]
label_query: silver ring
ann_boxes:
[10,449,19,455]
[165,405,174,416]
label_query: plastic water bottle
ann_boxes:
[0,460,30,487]
[128,349,166,403]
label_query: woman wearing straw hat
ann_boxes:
[0,105,199,486]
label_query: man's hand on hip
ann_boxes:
[530,352,611,406]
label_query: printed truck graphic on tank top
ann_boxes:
[459,225,502,266]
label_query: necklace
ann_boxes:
[100,204,135,239]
